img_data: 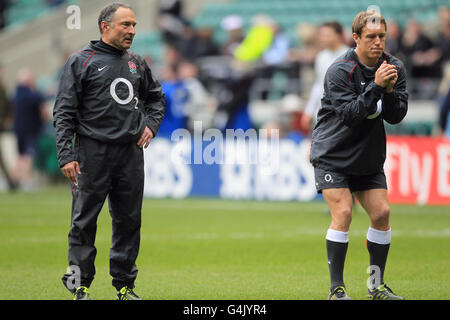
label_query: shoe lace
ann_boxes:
[333,286,347,298]
[119,286,138,298]
[381,284,396,295]
[372,283,397,300]
[74,286,89,299]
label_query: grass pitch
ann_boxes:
[0,186,449,300]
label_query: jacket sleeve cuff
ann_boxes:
[370,82,386,96]
[366,82,385,114]
[145,118,159,137]
[59,155,76,168]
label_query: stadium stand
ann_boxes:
[4,0,79,29]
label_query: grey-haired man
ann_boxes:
[54,2,165,300]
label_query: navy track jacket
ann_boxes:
[53,40,165,168]
[310,49,408,175]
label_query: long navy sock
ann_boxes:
[326,229,349,291]
[366,227,391,287]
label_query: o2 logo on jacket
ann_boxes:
[367,99,382,119]
[110,77,138,109]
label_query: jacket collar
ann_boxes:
[89,39,126,56]
[350,48,386,71]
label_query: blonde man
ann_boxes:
[310,10,408,300]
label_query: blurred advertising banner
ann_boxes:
[386,136,450,205]
[143,135,450,205]
[143,132,317,201]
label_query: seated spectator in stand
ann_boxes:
[10,68,47,191]
[220,14,245,56]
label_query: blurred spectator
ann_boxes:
[299,21,349,134]
[157,0,188,46]
[164,43,183,69]
[438,89,450,137]
[178,60,217,131]
[438,64,450,137]
[220,14,245,56]
[175,23,199,60]
[256,19,292,100]
[427,6,450,41]
[261,93,305,141]
[0,61,16,190]
[439,6,450,24]
[262,22,291,66]
[177,25,219,60]
[234,14,274,63]
[175,24,219,61]
[402,19,442,79]
[214,66,254,131]
[386,20,405,59]
[289,23,320,66]
[196,27,220,57]
[158,63,190,137]
[0,0,8,30]
[437,7,450,63]
[10,68,47,191]
[342,26,355,48]
[288,22,321,98]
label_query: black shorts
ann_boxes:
[314,167,387,193]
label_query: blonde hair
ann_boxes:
[352,10,387,37]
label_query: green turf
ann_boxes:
[0,186,449,300]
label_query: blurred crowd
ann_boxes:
[0,0,449,191]
[152,0,450,139]
[0,0,66,30]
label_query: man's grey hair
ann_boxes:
[98,2,133,34]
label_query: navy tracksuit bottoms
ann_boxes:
[62,134,144,292]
